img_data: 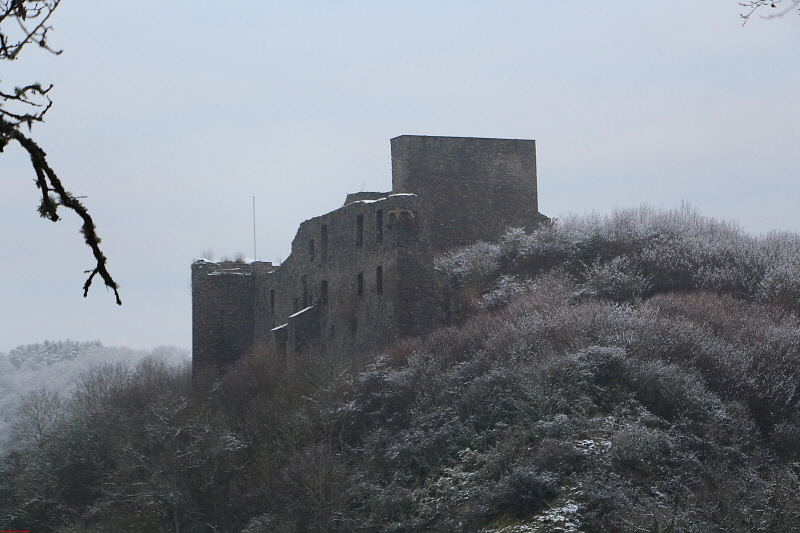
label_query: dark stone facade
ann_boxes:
[192,136,546,376]
[391,135,543,250]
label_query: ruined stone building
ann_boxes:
[192,135,546,376]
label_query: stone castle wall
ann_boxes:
[192,135,544,376]
[251,193,435,363]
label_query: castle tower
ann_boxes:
[191,260,255,378]
[390,135,543,251]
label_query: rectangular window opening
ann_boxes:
[356,215,364,248]
[376,266,383,295]
[321,224,328,261]
[270,290,275,316]
[320,280,328,304]
[357,272,364,298]
[309,239,315,262]
[375,210,383,243]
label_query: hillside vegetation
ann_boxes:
[3,206,800,532]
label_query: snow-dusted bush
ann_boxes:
[442,205,800,314]
[577,256,649,302]
[755,231,800,311]
[481,275,536,309]
[609,424,673,478]
[435,241,501,283]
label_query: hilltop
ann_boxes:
[3,206,800,532]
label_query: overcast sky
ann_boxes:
[1,1,798,353]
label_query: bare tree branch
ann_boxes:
[740,0,800,24]
[0,0,61,60]
[4,124,122,304]
[1,0,120,304]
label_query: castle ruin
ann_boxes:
[192,135,546,376]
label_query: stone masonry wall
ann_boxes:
[391,135,545,251]
[252,193,438,363]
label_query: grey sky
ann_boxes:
[2,1,798,353]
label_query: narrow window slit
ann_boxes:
[356,215,364,248]
[376,210,383,243]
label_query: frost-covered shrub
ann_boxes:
[498,227,527,260]
[772,418,800,460]
[481,275,535,309]
[484,459,558,517]
[434,241,501,283]
[629,359,718,423]
[529,438,583,474]
[577,256,649,302]
[456,204,800,313]
[577,479,637,531]
[636,220,760,298]
[693,235,763,297]
[241,514,280,533]
[553,347,631,412]
[630,292,800,433]
[756,231,800,311]
[609,424,672,480]
[513,214,588,273]
[338,357,418,440]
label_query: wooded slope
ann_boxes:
[3,206,800,532]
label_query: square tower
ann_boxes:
[391,135,543,251]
